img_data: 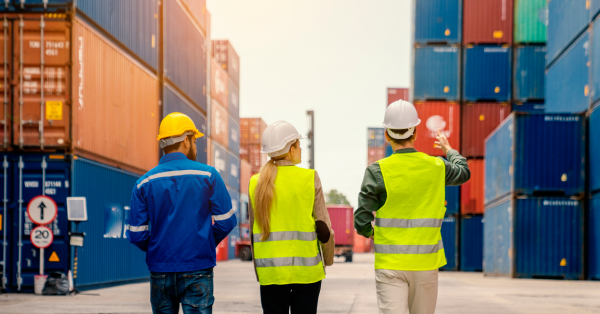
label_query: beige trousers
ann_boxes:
[375,269,438,314]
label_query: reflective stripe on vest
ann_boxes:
[249,166,325,285]
[375,152,447,271]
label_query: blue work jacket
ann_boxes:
[127,152,236,272]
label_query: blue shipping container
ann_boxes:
[414,0,462,44]
[463,46,512,102]
[593,0,600,21]
[512,102,545,113]
[0,154,148,292]
[368,128,385,147]
[589,193,600,279]
[384,142,393,157]
[164,0,207,112]
[592,20,600,105]
[163,84,208,165]
[77,0,158,71]
[212,142,228,186]
[0,0,72,11]
[229,117,240,155]
[440,216,458,271]
[228,78,240,120]
[546,0,589,67]
[445,185,460,216]
[484,196,584,279]
[485,113,585,204]
[413,46,460,101]
[227,188,240,260]
[513,45,546,101]
[227,225,240,260]
[546,31,590,113]
[590,105,600,194]
[227,153,240,191]
[460,215,483,272]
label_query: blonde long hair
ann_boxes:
[254,140,298,241]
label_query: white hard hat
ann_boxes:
[261,121,304,157]
[382,100,421,140]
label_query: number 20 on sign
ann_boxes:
[31,225,54,249]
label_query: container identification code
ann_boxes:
[543,200,579,207]
[46,101,63,120]
[544,116,580,122]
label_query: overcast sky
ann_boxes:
[208,0,413,208]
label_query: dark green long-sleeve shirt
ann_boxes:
[354,148,470,238]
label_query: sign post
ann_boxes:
[27,195,58,276]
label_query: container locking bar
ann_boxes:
[39,16,45,150]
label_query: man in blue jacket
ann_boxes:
[128,112,237,314]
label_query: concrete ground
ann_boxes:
[2,253,600,313]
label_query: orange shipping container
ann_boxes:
[240,159,251,194]
[6,15,158,173]
[461,159,484,214]
[211,99,228,147]
[210,58,228,106]
[240,118,267,145]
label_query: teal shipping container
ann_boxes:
[514,0,548,43]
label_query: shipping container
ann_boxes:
[367,127,385,147]
[229,116,240,155]
[353,231,371,253]
[514,0,548,43]
[228,78,240,120]
[413,46,460,101]
[461,159,484,214]
[463,45,511,101]
[414,0,462,44]
[546,31,590,113]
[164,0,207,112]
[591,20,600,105]
[589,193,600,279]
[213,40,240,88]
[590,105,600,194]
[227,225,240,260]
[440,216,458,271]
[593,0,600,21]
[227,188,240,227]
[216,237,228,261]
[460,215,483,271]
[387,88,410,106]
[0,154,148,292]
[212,141,228,186]
[180,0,206,34]
[461,103,511,157]
[163,84,208,165]
[463,0,513,44]
[484,196,584,279]
[367,147,385,165]
[546,0,589,67]
[0,0,72,11]
[240,143,262,175]
[445,185,460,216]
[240,118,267,145]
[240,159,251,195]
[485,113,585,204]
[211,99,229,147]
[326,205,354,247]
[384,142,393,158]
[512,101,545,113]
[413,101,461,157]
[76,0,158,70]
[227,152,240,191]
[514,45,546,101]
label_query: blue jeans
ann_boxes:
[150,269,214,314]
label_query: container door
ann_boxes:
[12,17,70,149]
[0,19,11,150]
[0,154,13,289]
[11,154,70,291]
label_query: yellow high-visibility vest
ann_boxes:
[374,152,447,270]
[249,166,325,285]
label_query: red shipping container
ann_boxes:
[240,159,251,194]
[461,159,484,214]
[212,40,240,88]
[413,101,461,157]
[462,103,511,157]
[240,143,262,174]
[211,99,228,147]
[240,118,267,145]
[353,231,372,253]
[326,205,354,246]
[463,0,513,44]
[210,58,228,106]
[367,146,385,165]
[216,236,228,261]
[387,88,409,106]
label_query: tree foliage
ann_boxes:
[325,189,350,205]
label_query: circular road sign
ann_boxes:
[27,195,58,225]
[31,225,54,249]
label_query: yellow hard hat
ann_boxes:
[157,112,203,147]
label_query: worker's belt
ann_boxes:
[255,253,322,268]
[375,217,443,228]
[374,239,444,255]
[253,231,317,243]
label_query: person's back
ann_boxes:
[128,112,236,314]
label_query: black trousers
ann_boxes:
[260,281,322,314]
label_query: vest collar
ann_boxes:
[393,148,418,154]
[160,152,187,164]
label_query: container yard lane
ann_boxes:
[1,254,600,313]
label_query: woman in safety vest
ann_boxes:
[248,120,334,314]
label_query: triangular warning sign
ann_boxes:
[49,251,60,262]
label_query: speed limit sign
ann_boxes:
[31,225,54,249]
